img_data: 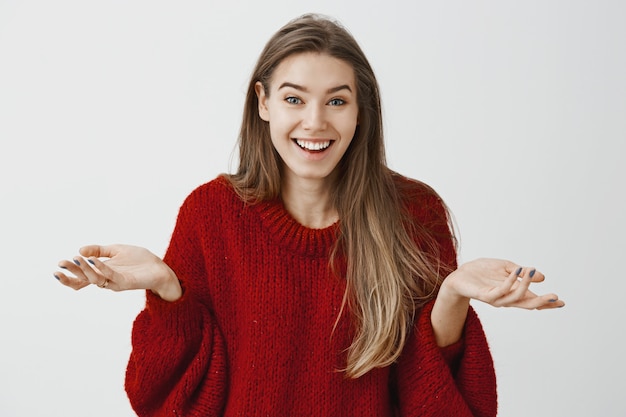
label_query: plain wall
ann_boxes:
[1,0,624,415]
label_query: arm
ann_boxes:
[398,179,564,347]
[395,301,497,417]
[397,180,564,416]
[395,182,495,415]
[431,259,566,348]
[125,188,228,416]
[392,183,488,416]
[54,185,229,416]
[125,290,227,416]
[55,243,182,301]
[57,246,227,416]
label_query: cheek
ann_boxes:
[269,111,299,136]
[338,112,359,138]
[268,125,283,149]
[268,119,297,154]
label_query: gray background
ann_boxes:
[1,0,624,415]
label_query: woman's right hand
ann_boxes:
[55,244,182,302]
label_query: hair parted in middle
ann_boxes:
[226,13,455,378]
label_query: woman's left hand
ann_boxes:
[431,258,564,347]
[442,258,565,310]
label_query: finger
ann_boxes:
[511,265,545,283]
[494,268,536,306]
[529,269,545,283]
[482,266,523,304]
[497,266,523,295]
[536,294,565,310]
[506,266,543,290]
[86,257,120,290]
[57,260,90,282]
[79,244,120,259]
[71,256,107,287]
[506,290,564,310]
[54,271,91,291]
[503,261,522,275]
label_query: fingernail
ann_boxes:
[529,269,536,278]
[549,298,557,302]
[87,259,95,265]
[60,265,68,269]
[515,267,522,276]
[53,274,60,281]
[73,259,81,266]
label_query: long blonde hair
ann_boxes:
[226,14,456,378]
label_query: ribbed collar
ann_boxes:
[253,199,339,259]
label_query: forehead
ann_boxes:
[270,52,356,90]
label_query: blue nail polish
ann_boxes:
[53,274,60,281]
[549,299,557,302]
[73,259,81,266]
[529,269,536,278]
[60,265,68,269]
[87,259,95,265]
[515,267,522,276]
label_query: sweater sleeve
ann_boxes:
[124,184,228,416]
[394,177,497,416]
[395,301,497,417]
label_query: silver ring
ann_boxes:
[98,279,109,288]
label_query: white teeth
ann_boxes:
[295,139,331,151]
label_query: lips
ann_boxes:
[294,139,333,152]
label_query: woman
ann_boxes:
[55,14,564,416]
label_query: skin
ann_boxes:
[55,52,565,347]
[255,52,359,228]
[432,259,565,347]
[56,244,181,302]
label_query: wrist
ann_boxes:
[431,274,470,347]
[151,263,182,302]
[438,272,470,306]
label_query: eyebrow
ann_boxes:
[278,82,353,94]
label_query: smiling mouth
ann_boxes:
[294,139,333,152]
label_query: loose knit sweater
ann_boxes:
[125,176,497,416]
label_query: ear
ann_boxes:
[255,81,270,121]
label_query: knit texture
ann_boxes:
[125,176,497,416]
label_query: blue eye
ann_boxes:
[328,98,345,106]
[285,96,302,105]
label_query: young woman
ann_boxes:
[55,14,564,417]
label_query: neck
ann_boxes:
[280,175,338,229]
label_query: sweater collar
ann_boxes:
[254,198,339,258]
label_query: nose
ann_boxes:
[301,104,327,132]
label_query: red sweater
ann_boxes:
[125,176,497,416]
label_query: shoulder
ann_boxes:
[176,176,244,220]
[169,176,249,241]
[391,172,449,222]
[391,172,458,270]
[182,176,239,206]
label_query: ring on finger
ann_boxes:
[98,279,109,288]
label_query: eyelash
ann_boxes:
[285,96,302,105]
[284,96,346,106]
